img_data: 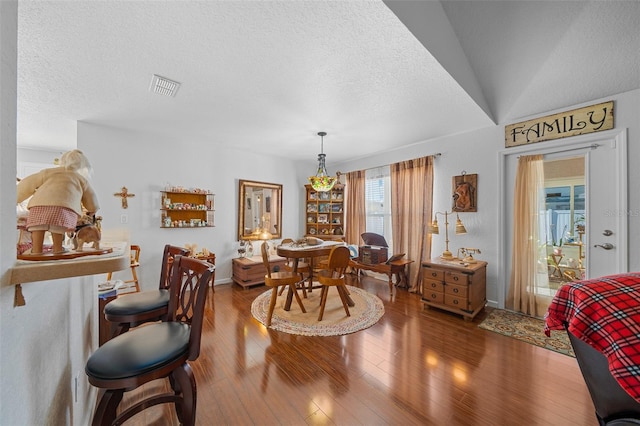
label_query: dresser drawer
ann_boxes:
[444,283,468,298]
[424,268,444,281]
[444,294,468,309]
[445,270,469,285]
[423,279,444,293]
[423,290,444,304]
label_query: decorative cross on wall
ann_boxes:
[114,186,135,209]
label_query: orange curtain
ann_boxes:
[345,170,366,246]
[390,156,433,293]
[507,154,550,317]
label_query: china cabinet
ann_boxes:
[304,184,344,240]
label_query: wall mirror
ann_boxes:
[238,180,283,240]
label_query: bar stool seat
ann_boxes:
[86,322,189,381]
[103,290,169,318]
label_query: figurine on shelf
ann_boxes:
[16,149,100,255]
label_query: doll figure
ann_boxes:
[17,149,100,255]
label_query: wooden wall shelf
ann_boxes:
[160,189,214,228]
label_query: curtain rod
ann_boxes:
[342,152,442,175]
[517,143,599,158]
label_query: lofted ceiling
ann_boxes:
[16,1,640,163]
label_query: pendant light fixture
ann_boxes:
[308,131,337,192]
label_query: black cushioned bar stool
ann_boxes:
[104,244,189,337]
[86,255,215,426]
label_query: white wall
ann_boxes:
[333,89,640,306]
[0,275,97,425]
[77,122,305,289]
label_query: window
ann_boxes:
[544,180,585,245]
[365,166,392,252]
[543,156,585,246]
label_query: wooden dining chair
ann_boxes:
[104,244,190,338]
[86,255,215,426]
[280,238,311,297]
[106,244,141,292]
[261,242,306,327]
[317,245,351,321]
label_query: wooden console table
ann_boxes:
[349,258,414,295]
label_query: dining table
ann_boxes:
[276,240,350,311]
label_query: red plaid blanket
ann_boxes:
[545,272,640,403]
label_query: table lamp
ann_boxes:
[428,211,467,259]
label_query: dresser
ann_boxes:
[232,256,287,289]
[421,258,487,321]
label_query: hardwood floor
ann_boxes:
[116,274,597,425]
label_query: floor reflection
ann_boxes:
[261,329,350,397]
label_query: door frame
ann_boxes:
[497,129,628,309]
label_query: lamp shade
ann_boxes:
[427,219,439,234]
[455,215,467,234]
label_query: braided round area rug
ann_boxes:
[251,285,384,336]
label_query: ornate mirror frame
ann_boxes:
[238,180,283,240]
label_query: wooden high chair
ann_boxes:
[106,244,141,292]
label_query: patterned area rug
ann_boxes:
[479,309,575,357]
[251,285,384,336]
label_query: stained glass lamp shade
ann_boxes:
[308,132,337,192]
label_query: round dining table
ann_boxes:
[276,240,350,310]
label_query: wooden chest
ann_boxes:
[421,258,487,321]
[358,232,389,264]
[359,246,388,264]
[232,256,287,289]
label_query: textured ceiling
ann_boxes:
[16,1,640,163]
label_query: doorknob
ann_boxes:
[594,243,614,250]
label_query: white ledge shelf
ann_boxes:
[7,241,130,286]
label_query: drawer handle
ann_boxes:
[453,299,459,305]
[430,294,437,299]
[430,283,437,288]
[453,288,459,294]
[453,276,459,281]
[431,272,438,277]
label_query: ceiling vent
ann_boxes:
[149,74,181,97]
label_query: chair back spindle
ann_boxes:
[167,255,214,360]
[160,245,191,289]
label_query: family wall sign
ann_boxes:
[505,100,614,148]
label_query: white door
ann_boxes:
[499,129,628,308]
[585,134,628,276]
